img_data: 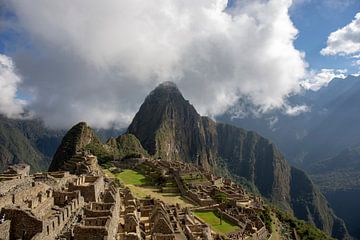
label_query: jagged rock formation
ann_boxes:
[48,122,105,172]
[49,123,148,172]
[128,82,215,168]
[128,81,349,239]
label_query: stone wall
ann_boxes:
[69,176,104,202]
[74,187,120,240]
[1,208,43,240]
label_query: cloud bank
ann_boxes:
[321,12,360,56]
[5,0,307,128]
[301,69,347,91]
[0,54,26,118]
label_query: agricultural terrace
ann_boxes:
[193,210,239,234]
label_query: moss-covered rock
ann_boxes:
[116,133,148,160]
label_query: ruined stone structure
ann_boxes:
[0,161,117,240]
[115,158,269,240]
[0,156,270,240]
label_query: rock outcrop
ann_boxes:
[49,123,148,172]
[48,122,102,171]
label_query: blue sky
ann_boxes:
[290,0,360,73]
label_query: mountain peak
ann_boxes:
[149,81,183,99]
[157,81,178,89]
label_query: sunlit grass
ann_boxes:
[193,211,239,234]
[115,169,149,185]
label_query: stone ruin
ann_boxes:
[0,156,270,240]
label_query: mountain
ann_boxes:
[47,82,349,238]
[0,116,64,172]
[49,122,148,171]
[308,145,360,238]
[218,75,360,166]
[48,122,101,171]
[126,81,349,239]
[217,75,360,238]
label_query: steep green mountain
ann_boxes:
[49,122,148,171]
[128,82,217,169]
[127,82,349,239]
[48,122,103,171]
[114,134,149,160]
[0,116,63,172]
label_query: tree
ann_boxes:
[214,192,228,225]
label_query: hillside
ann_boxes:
[308,146,360,238]
[219,75,360,165]
[47,82,350,239]
[125,82,349,239]
[0,116,63,172]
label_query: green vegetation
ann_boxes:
[0,119,49,172]
[213,192,228,204]
[193,211,239,234]
[258,206,273,233]
[85,133,148,164]
[108,167,192,208]
[116,134,148,160]
[275,208,334,240]
[181,173,207,184]
[85,141,114,163]
[115,169,150,185]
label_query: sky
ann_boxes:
[0,0,359,129]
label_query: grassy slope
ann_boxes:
[113,168,193,208]
[193,211,239,234]
[115,169,150,185]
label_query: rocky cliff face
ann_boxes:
[128,82,215,169]
[48,122,101,171]
[49,123,148,171]
[128,82,349,239]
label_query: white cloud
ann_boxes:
[283,104,310,116]
[321,12,360,56]
[301,69,347,91]
[5,0,307,128]
[0,54,27,118]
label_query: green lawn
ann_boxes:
[193,211,239,234]
[115,169,149,185]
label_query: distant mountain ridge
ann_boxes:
[219,75,360,166]
[49,81,349,239]
[308,145,360,238]
[0,115,124,172]
[0,116,64,172]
